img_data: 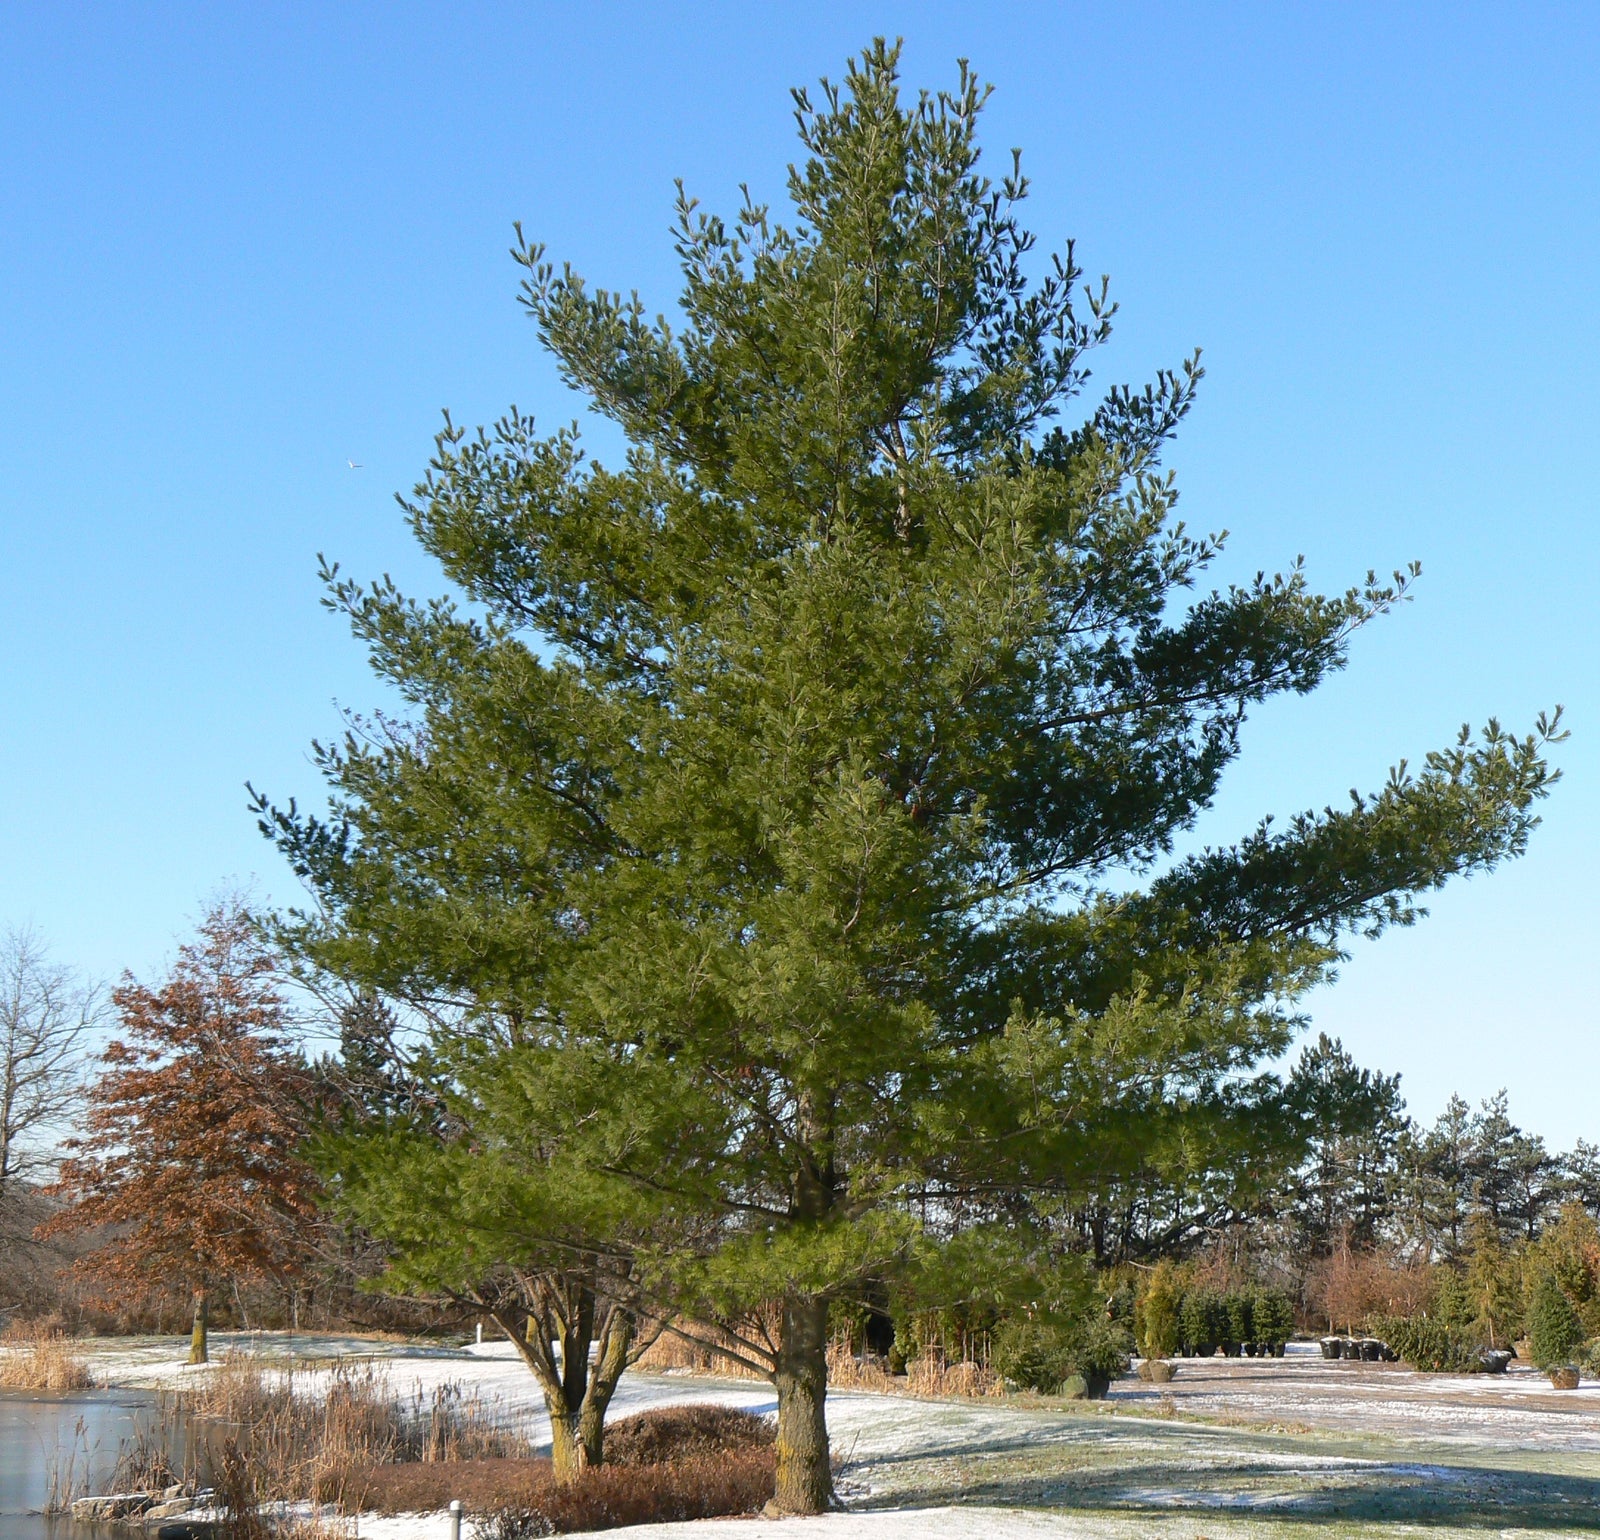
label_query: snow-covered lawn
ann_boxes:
[37,1333,1600,1537]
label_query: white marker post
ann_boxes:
[448,1500,463,1540]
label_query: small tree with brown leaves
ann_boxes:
[41,904,319,1361]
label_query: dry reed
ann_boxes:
[44,1412,94,1513]
[140,1356,529,1511]
[825,1339,1003,1398]
[632,1314,773,1379]
[0,1321,94,1391]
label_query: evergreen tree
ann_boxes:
[1525,1203,1600,1336]
[1397,1095,1475,1259]
[1468,1090,1555,1243]
[1282,1033,1406,1254]
[1135,1260,1182,1359]
[1527,1269,1584,1372]
[1395,1091,1560,1260]
[325,990,433,1125]
[1559,1140,1600,1222]
[1462,1210,1521,1351]
[256,43,1561,1510]
[322,1107,668,1476]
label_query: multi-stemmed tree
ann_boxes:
[316,1061,671,1476]
[257,42,1561,1510]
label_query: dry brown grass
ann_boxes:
[0,1320,94,1390]
[632,1313,775,1379]
[162,1356,528,1508]
[637,1317,1005,1400]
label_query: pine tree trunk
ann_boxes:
[189,1291,209,1365]
[547,1407,589,1481]
[576,1308,634,1466]
[496,1304,590,1484]
[771,1293,832,1514]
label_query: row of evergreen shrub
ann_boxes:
[1373,1268,1591,1375]
[1174,1289,1295,1358]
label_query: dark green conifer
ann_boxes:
[256,42,1561,1509]
[1528,1271,1584,1372]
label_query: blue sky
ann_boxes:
[2,3,1594,1144]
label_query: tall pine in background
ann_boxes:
[258,42,1561,1510]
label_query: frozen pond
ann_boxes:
[0,1390,164,1540]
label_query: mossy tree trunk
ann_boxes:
[492,1283,639,1480]
[189,1289,209,1364]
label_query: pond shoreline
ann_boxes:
[0,1388,168,1540]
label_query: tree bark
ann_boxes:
[771,1292,832,1514]
[576,1306,634,1466]
[189,1290,209,1364]
[547,1404,586,1480]
[496,1306,584,1480]
[494,1296,627,1482]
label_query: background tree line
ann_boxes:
[1064,1031,1599,1272]
[9,908,1590,1385]
[0,905,445,1348]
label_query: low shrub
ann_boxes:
[602,1404,773,1466]
[1173,1288,1292,1358]
[324,1458,555,1513]
[1369,1313,1480,1373]
[1135,1262,1182,1360]
[992,1311,1130,1396]
[1178,1289,1223,1357]
[1226,1292,1255,1352]
[1249,1291,1296,1356]
[342,1450,775,1533]
[1580,1338,1600,1380]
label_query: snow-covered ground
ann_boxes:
[32,1333,1600,1538]
[1113,1338,1600,1449]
